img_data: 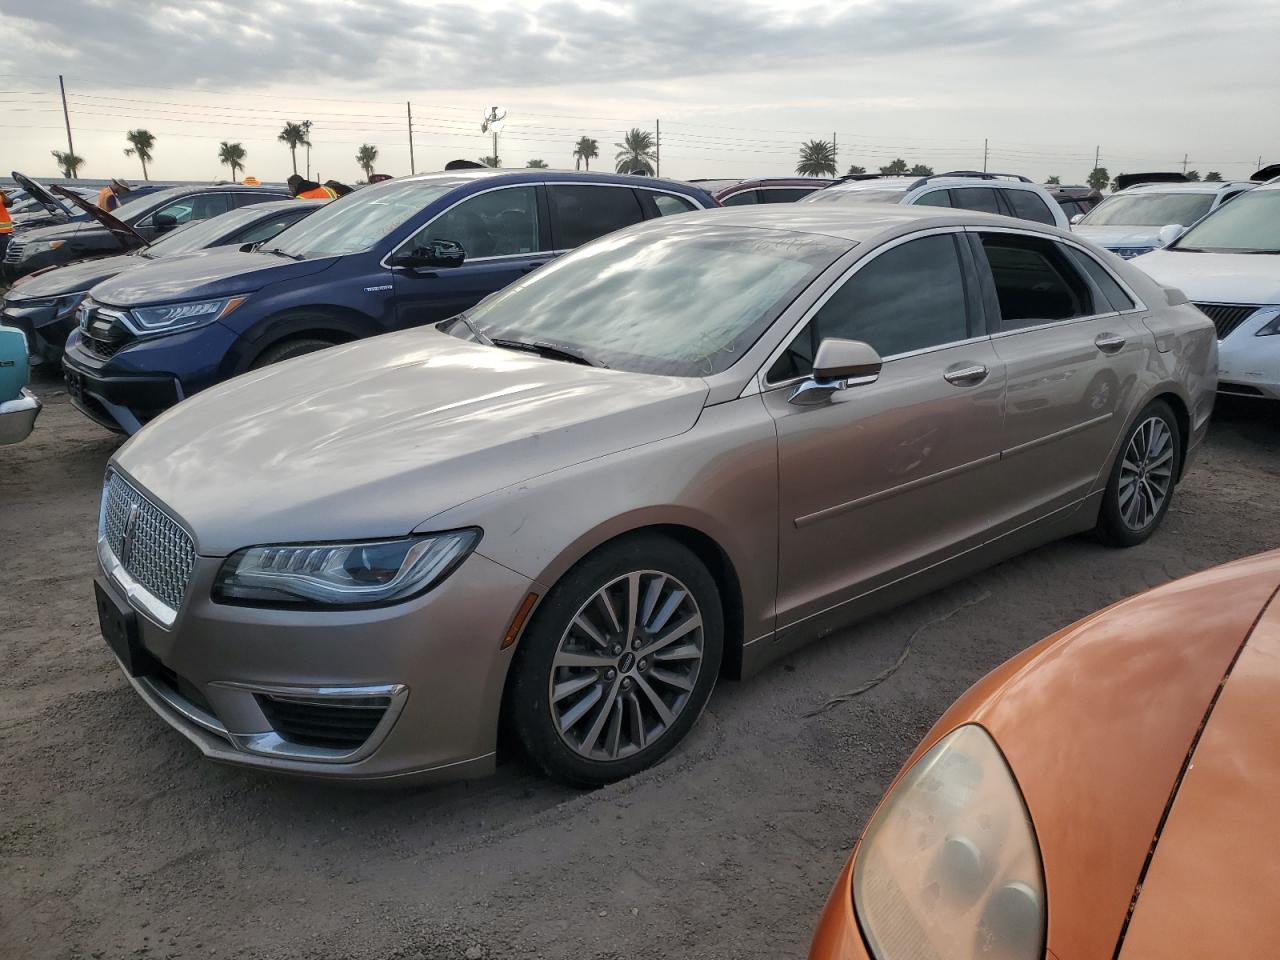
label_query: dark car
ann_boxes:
[62,169,715,433]
[711,177,835,206]
[1044,183,1104,221]
[2,198,320,365]
[3,182,290,281]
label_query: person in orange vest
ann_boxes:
[0,188,13,260]
[96,178,132,211]
[287,174,342,200]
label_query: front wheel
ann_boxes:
[507,535,724,787]
[1096,400,1181,547]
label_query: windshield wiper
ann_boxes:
[490,337,604,368]
[263,247,304,261]
[451,312,493,345]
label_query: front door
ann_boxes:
[970,229,1150,526]
[761,231,1007,632]
[391,185,549,329]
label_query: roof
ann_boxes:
[656,201,1065,244]
[394,168,708,195]
[1120,180,1254,194]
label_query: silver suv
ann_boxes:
[802,171,1070,228]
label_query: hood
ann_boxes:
[52,184,147,251]
[1073,224,1163,248]
[916,552,1280,960]
[1117,585,1280,959]
[90,248,338,307]
[10,171,72,222]
[113,328,709,556]
[1134,248,1280,304]
[6,253,143,300]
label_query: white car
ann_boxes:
[1136,177,1280,400]
[802,171,1070,228]
[1074,175,1255,259]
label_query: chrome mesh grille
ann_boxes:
[101,472,196,613]
[1193,302,1259,341]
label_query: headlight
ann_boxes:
[126,296,248,335]
[853,725,1045,960]
[24,239,66,257]
[1255,307,1280,337]
[213,529,481,607]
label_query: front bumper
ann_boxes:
[96,537,537,783]
[1,299,78,365]
[1218,315,1280,400]
[0,387,41,444]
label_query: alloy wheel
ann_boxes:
[549,570,704,762]
[1118,416,1175,531]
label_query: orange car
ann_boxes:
[810,551,1280,960]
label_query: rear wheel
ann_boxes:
[250,336,334,369]
[507,535,723,787]
[1096,400,1181,547]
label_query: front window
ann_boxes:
[145,207,254,257]
[267,181,454,259]
[1172,189,1280,253]
[412,186,540,258]
[1080,192,1214,227]
[452,223,849,377]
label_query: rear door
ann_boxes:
[761,229,1007,630]
[972,228,1150,524]
[390,184,548,328]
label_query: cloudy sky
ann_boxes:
[2,0,1277,186]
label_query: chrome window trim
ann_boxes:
[381,180,711,268]
[754,225,977,392]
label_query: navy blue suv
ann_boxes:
[63,170,715,433]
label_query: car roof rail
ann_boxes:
[833,173,912,183]
[931,170,1034,183]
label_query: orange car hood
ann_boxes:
[932,552,1280,960]
[1118,587,1280,959]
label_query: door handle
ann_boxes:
[943,363,989,385]
[1095,333,1127,353]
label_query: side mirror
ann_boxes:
[789,338,882,405]
[1070,213,1084,226]
[153,213,178,232]
[1157,223,1185,247]
[391,238,466,270]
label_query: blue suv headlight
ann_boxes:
[126,295,249,336]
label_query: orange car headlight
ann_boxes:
[852,724,1045,960]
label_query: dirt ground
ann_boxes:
[3,368,1278,960]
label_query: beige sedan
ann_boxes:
[93,204,1216,786]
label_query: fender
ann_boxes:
[224,306,380,377]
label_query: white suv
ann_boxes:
[802,171,1069,228]
[1134,176,1280,400]
[1074,174,1255,259]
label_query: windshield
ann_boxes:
[145,207,256,257]
[804,187,908,205]
[1080,192,1214,227]
[266,182,452,259]
[453,223,849,376]
[1174,189,1280,253]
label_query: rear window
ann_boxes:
[804,187,908,205]
[549,184,645,248]
[951,187,1002,215]
[1005,190,1057,225]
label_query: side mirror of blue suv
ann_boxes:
[390,239,466,270]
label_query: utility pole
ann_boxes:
[302,119,313,180]
[983,138,988,172]
[655,119,660,177]
[833,131,838,172]
[1182,153,1188,174]
[1094,145,1100,172]
[407,102,416,175]
[56,74,73,163]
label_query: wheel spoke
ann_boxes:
[559,685,603,733]
[553,649,614,670]
[634,674,675,728]
[626,691,646,748]
[579,678,622,754]
[654,641,701,663]
[648,587,687,634]
[640,574,666,628]
[552,673,600,703]
[573,613,609,650]
[647,666,694,692]
[638,613,701,659]
[624,572,642,649]
[597,587,623,634]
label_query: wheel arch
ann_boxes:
[229,305,375,375]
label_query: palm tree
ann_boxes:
[277,121,311,175]
[218,142,246,182]
[796,140,837,177]
[614,129,656,175]
[845,164,866,176]
[526,159,548,168]
[573,136,599,171]
[356,143,379,180]
[1045,175,1061,185]
[908,164,934,176]
[123,129,156,180]
[478,156,500,168]
[878,158,909,175]
[50,149,85,178]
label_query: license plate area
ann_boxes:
[95,577,144,676]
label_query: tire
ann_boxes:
[250,337,335,370]
[507,534,724,787]
[1096,400,1182,547]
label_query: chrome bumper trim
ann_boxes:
[98,536,179,628]
[0,387,41,444]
